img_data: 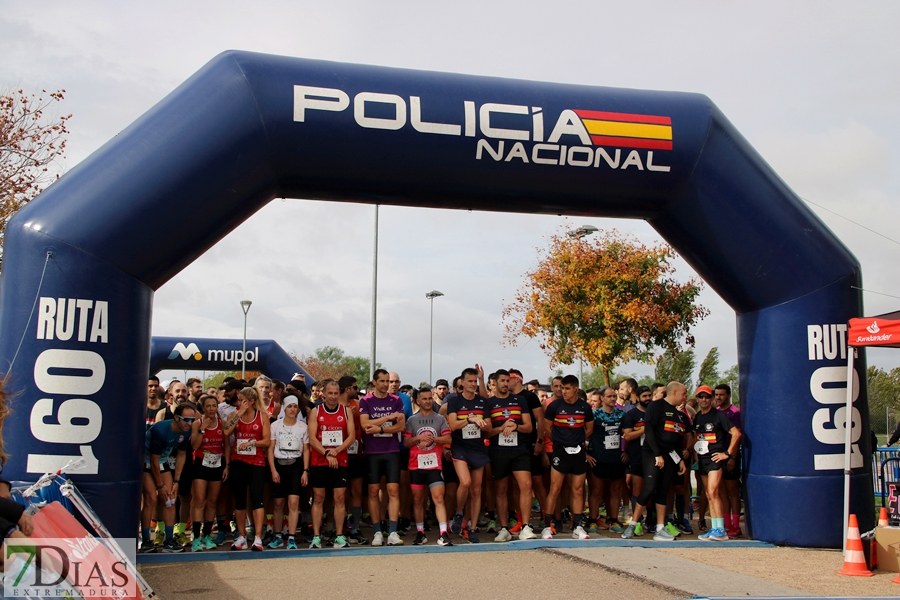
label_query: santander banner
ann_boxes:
[847,318,900,347]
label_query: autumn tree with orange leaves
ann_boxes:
[0,89,71,270]
[503,228,708,385]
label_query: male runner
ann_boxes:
[587,386,627,533]
[622,385,651,535]
[486,370,537,541]
[715,383,743,537]
[433,379,450,406]
[404,386,453,546]
[338,375,368,544]
[695,385,741,541]
[388,372,415,533]
[445,366,491,543]
[540,375,593,540]
[508,368,546,535]
[617,378,638,413]
[147,376,161,430]
[622,382,691,541]
[359,369,406,546]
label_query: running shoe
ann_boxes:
[450,514,463,535]
[286,537,298,550]
[267,534,284,549]
[709,528,730,542]
[664,522,682,537]
[461,528,480,543]
[572,526,589,540]
[154,529,165,547]
[608,522,625,534]
[653,527,676,541]
[541,527,554,540]
[372,531,384,546]
[173,531,190,547]
[162,540,185,553]
[697,519,708,533]
[487,519,497,534]
[333,535,349,548]
[201,535,216,550]
[309,536,322,549]
[387,532,404,546]
[477,513,490,528]
[698,528,714,540]
[678,517,693,535]
[262,529,276,546]
[727,527,742,539]
[347,531,368,545]
[519,525,537,540]
[494,527,512,542]
[251,537,263,551]
[231,535,247,550]
[400,517,413,533]
[191,539,203,552]
[508,521,522,534]
[214,529,227,546]
[633,522,644,537]
[437,532,453,546]
[621,523,635,539]
[587,520,599,534]
[139,542,157,554]
[413,531,427,546]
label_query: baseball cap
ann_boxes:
[219,380,243,392]
[696,385,713,396]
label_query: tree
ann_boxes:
[654,348,695,391]
[294,346,378,385]
[503,228,708,385]
[1,89,71,270]
[697,347,720,388]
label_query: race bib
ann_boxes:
[374,421,393,437]
[564,445,582,455]
[322,429,343,447]
[202,452,222,468]
[694,440,709,455]
[279,432,300,451]
[604,434,620,450]
[498,431,518,447]
[417,452,439,470]
[669,449,682,464]
[348,440,360,455]
[462,423,481,440]
[166,456,177,469]
[236,439,256,455]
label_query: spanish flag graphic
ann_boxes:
[574,110,673,150]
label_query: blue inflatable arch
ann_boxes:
[149,336,314,387]
[0,51,872,545]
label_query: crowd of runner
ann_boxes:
[141,367,743,552]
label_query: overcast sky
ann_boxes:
[3,2,900,386]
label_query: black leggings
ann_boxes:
[636,452,678,507]
[229,460,266,511]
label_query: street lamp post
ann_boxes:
[240,300,252,379]
[425,290,444,385]
[370,205,379,383]
[567,225,598,383]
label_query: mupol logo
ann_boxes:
[867,321,880,334]
[169,342,202,360]
[208,347,259,365]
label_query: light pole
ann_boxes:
[567,225,598,383]
[426,290,444,384]
[240,300,252,379]
[370,205,379,383]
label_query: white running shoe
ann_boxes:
[519,525,537,541]
[372,531,384,547]
[494,527,512,542]
[387,532,403,546]
[541,526,553,540]
[572,526,589,540]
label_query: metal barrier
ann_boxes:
[874,447,899,497]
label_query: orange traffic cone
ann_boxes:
[894,573,900,584]
[837,514,873,576]
[880,507,890,527]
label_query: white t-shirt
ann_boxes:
[270,419,309,460]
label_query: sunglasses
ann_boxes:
[180,416,197,424]
[697,393,712,399]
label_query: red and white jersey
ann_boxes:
[233,409,266,466]
[193,416,226,463]
[312,403,350,468]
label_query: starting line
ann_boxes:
[136,537,772,564]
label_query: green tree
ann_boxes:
[697,347,720,388]
[294,346,379,385]
[654,348,695,391]
[503,228,708,386]
[720,364,740,406]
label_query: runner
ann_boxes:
[433,379,450,407]
[223,386,271,551]
[147,375,161,430]
[404,386,454,546]
[622,382,691,541]
[445,366,491,543]
[267,395,310,550]
[694,385,741,542]
[622,385,651,536]
[539,375,594,540]
[486,370,538,541]
[308,380,355,549]
[189,395,229,552]
[140,403,197,553]
[715,384,743,538]
[338,375,368,544]
[508,368,546,537]
[359,369,406,546]
[587,386,627,534]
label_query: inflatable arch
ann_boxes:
[149,336,314,387]
[0,51,872,545]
